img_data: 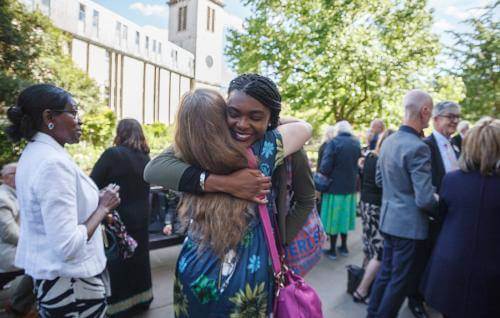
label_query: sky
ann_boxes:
[93,0,494,51]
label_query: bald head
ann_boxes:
[370,119,385,134]
[403,90,434,129]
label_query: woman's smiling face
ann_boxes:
[226,90,271,148]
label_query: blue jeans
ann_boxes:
[367,233,418,318]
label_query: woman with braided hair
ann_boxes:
[146,75,313,317]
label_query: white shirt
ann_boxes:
[15,133,106,280]
[433,131,459,173]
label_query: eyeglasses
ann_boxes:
[438,114,460,121]
[52,109,79,118]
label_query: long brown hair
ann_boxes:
[174,89,250,258]
[114,118,150,154]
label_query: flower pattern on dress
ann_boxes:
[242,231,253,248]
[229,283,267,318]
[247,255,261,274]
[259,163,271,176]
[174,276,189,317]
[190,275,219,304]
[262,141,275,159]
[178,256,188,273]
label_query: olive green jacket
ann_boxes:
[144,148,316,244]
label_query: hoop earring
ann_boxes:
[48,122,55,130]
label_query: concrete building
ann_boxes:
[20,0,242,124]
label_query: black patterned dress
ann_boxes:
[359,152,384,260]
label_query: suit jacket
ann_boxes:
[423,171,500,317]
[15,133,106,280]
[376,126,438,240]
[0,184,19,273]
[424,134,460,193]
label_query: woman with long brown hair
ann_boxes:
[172,88,311,317]
[91,118,152,317]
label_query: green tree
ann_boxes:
[447,1,499,120]
[0,0,115,166]
[226,0,441,129]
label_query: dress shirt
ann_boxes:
[15,132,106,280]
[433,131,459,173]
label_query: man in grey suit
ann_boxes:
[367,90,438,318]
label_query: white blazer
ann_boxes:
[15,132,106,280]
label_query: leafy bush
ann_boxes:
[143,122,175,156]
[80,107,116,148]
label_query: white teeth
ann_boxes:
[236,133,250,139]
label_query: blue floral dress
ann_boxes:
[174,130,283,318]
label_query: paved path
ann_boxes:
[1,220,442,317]
[140,220,442,318]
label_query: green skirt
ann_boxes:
[320,193,357,235]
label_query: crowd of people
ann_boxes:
[0,77,498,318]
[315,91,499,318]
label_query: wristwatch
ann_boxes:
[199,171,207,192]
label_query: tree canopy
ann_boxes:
[226,0,443,129]
[446,1,499,120]
[0,0,115,166]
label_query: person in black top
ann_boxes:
[91,118,152,317]
[353,129,394,304]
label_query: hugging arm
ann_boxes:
[144,147,270,203]
[144,147,202,193]
[277,120,313,157]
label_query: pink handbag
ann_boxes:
[247,149,323,318]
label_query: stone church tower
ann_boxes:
[168,0,225,89]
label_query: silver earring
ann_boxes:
[48,123,54,130]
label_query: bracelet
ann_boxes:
[199,171,207,192]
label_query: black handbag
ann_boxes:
[346,264,365,295]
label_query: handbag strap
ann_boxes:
[246,149,282,275]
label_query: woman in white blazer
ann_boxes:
[6,84,121,317]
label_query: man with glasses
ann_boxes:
[407,101,461,318]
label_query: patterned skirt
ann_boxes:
[359,201,383,261]
[173,218,273,318]
[320,193,357,235]
[35,275,108,317]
